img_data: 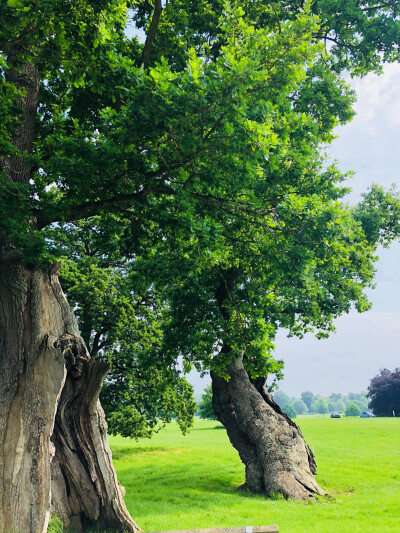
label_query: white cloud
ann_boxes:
[327,63,400,200]
[350,63,400,124]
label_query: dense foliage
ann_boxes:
[49,220,196,438]
[2,0,400,437]
[367,368,400,416]
[345,402,362,417]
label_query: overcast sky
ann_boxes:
[189,62,400,398]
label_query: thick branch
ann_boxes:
[140,0,163,69]
[37,184,175,228]
[360,2,398,13]
[3,62,40,184]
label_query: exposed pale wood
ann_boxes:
[51,354,140,532]
[0,264,67,533]
[0,262,141,533]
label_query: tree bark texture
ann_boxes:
[3,61,40,184]
[211,358,326,500]
[0,258,141,533]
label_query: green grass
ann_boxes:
[109,416,400,533]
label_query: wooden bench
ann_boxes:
[150,526,279,533]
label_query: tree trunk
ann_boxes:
[211,358,325,500]
[3,61,40,184]
[0,257,141,532]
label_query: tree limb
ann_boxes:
[140,0,163,69]
[36,184,176,227]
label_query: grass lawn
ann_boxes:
[109,416,400,533]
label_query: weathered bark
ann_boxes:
[0,258,141,532]
[3,61,40,184]
[212,272,325,500]
[211,358,326,500]
[51,342,137,532]
[0,259,65,533]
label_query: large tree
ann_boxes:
[2,1,400,531]
[0,4,145,531]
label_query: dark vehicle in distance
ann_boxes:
[360,411,375,418]
[330,412,341,418]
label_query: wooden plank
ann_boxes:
[149,527,279,533]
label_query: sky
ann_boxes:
[189,62,400,398]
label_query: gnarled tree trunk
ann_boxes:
[1,55,140,532]
[0,258,140,532]
[211,357,325,500]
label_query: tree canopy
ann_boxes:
[2,0,400,446]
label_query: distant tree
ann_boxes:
[345,403,361,417]
[353,399,367,411]
[357,393,369,411]
[329,393,342,402]
[329,399,346,413]
[301,392,314,411]
[343,392,368,411]
[313,398,329,415]
[293,399,308,415]
[328,399,336,411]
[273,391,291,409]
[367,368,400,416]
[282,403,297,419]
[198,385,217,420]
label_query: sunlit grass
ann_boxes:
[109,417,400,533]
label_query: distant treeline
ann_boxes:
[274,390,368,418]
[196,386,369,420]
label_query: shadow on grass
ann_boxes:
[111,438,269,525]
[112,447,167,460]
[122,465,271,525]
[191,425,226,431]
[119,459,260,501]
